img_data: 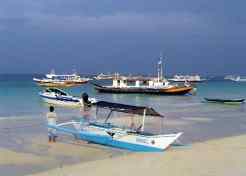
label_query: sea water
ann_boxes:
[0,74,246,143]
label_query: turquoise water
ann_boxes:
[1,74,246,117]
[1,74,246,142]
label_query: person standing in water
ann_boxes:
[46,106,57,142]
[80,93,92,123]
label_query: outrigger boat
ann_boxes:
[48,101,183,152]
[33,70,91,88]
[93,55,194,95]
[204,98,245,104]
[39,88,97,107]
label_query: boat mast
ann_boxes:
[157,52,163,82]
[160,52,163,81]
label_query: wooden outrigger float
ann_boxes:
[48,101,183,152]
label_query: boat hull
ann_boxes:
[49,123,182,152]
[40,94,82,107]
[34,79,88,88]
[204,98,245,104]
[94,85,193,95]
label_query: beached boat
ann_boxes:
[33,70,91,88]
[169,75,206,83]
[204,98,245,104]
[93,56,194,95]
[39,88,97,107]
[48,101,183,152]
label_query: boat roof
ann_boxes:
[95,101,163,117]
[46,88,68,95]
[46,74,78,78]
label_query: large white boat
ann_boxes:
[33,70,91,88]
[48,101,183,152]
[169,75,206,83]
[93,55,194,95]
[39,88,97,107]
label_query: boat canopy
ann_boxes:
[45,88,68,96]
[95,101,164,117]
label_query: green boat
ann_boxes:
[204,98,245,104]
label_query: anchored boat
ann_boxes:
[33,70,91,88]
[204,98,245,104]
[93,55,194,95]
[93,73,114,80]
[39,88,97,107]
[169,75,206,83]
[48,101,183,152]
[94,82,193,95]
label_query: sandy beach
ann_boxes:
[28,134,246,176]
[0,112,246,176]
[1,132,245,176]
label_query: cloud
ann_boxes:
[0,11,211,36]
[0,0,246,74]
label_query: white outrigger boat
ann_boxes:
[39,88,97,107]
[48,101,183,152]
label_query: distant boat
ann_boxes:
[233,76,246,82]
[169,75,206,83]
[39,88,97,107]
[94,73,114,80]
[93,55,194,95]
[33,70,91,88]
[224,75,236,81]
[224,75,246,82]
[204,98,245,104]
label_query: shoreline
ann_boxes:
[29,134,246,176]
[0,131,245,176]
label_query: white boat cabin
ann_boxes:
[112,77,170,88]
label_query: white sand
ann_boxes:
[30,134,246,176]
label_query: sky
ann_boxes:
[0,0,246,76]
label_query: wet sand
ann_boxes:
[30,134,246,176]
[0,112,246,176]
[0,116,128,176]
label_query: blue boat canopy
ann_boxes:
[95,101,164,117]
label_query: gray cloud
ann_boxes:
[0,0,246,74]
